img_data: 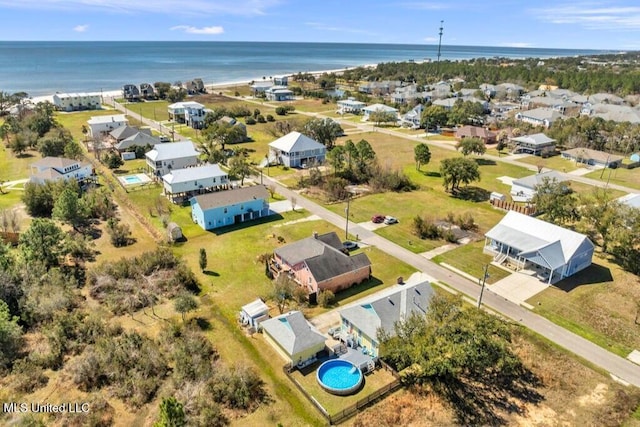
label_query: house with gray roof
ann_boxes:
[510,133,556,155]
[145,140,200,177]
[515,107,563,128]
[115,132,160,152]
[190,185,270,230]
[265,86,294,101]
[337,98,367,114]
[168,101,207,129]
[484,211,594,284]
[269,131,326,168]
[339,280,434,358]
[109,125,150,143]
[400,104,424,128]
[510,170,567,202]
[162,164,229,202]
[87,114,129,138]
[273,232,371,295]
[561,147,624,168]
[261,310,326,366]
[30,156,94,185]
[362,103,399,122]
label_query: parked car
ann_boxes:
[342,241,359,251]
[384,216,399,225]
[371,214,385,223]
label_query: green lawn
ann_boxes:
[0,146,36,182]
[55,109,121,141]
[517,153,581,173]
[585,167,640,191]
[121,100,169,122]
[431,241,511,285]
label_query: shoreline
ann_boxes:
[30,63,379,105]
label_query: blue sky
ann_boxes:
[0,0,638,49]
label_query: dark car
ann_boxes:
[342,241,359,251]
[371,214,385,223]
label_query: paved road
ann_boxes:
[260,173,640,388]
[109,98,188,142]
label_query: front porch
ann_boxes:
[484,238,563,284]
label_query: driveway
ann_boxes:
[489,270,550,308]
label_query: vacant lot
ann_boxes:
[432,240,511,285]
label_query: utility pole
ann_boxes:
[477,264,490,308]
[436,20,444,76]
[344,195,351,240]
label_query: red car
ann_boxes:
[371,214,385,223]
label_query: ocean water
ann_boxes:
[0,41,608,97]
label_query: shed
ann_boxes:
[167,222,183,242]
[240,298,270,329]
[121,152,136,161]
[489,192,506,202]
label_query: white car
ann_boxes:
[384,216,398,225]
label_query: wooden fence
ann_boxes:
[490,198,536,216]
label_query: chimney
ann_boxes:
[312,231,318,239]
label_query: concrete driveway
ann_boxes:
[489,270,549,308]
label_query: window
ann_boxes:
[223,208,227,214]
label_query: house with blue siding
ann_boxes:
[191,185,270,230]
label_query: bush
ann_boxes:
[106,218,133,247]
[317,290,335,308]
[275,106,287,116]
[12,359,48,392]
[209,365,268,411]
[323,176,350,201]
[266,114,275,122]
[245,117,256,125]
[256,114,266,123]
[104,152,124,169]
[412,215,441,239]
[457,212,478,231]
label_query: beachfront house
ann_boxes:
[162,164,229,203]
[145,140,200,178]
[122,84,140,102]
[239,298,270,329]
[185,78,205,95]
[273,75,289,86]
[260,310,326,367]
[561,148,624,168]
[265,86,294,101]
[362,104,399,122]
[268,131,326,168]
[168,101,207,129]
[87,114,129,138]
[139,83,155,99]
[337,98,366,115]
[272,232,372,297]
[510,133,556,155]
[250,81,274,95]
[52,93,101,112]
[30,156,94,185]
[339,280,434,358]
[484,211,594,284]
[510,170,568,202]
[190,185,270,230]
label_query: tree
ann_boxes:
[26,101,57,136]
[421,105,448,129]
[64,140,84,160]
[199,248,207,272]
[368,110,398,126]
[154,82,171,100]
[166,87,187,103]
[154,396,186,427]
[8,132,28,156]
[440,157,481,193]
[326,145,346,174]
[578,189,622,253]
[228,156,251,186]
[354,138,376,178]
[456,137,486,156]
[303,117,344,150]
[0,299,23,372]
[272,274,296,314]
[414,143,431,170]
[105,152,124,169]
[19,218,65,269]
[496,139,507,156]
[532,177,577,224]
[52,187,86,230]
[202,121,246,152]
[174,292,198,323]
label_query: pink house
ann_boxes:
[273,232,371,295]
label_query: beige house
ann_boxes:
[260,311,326,367]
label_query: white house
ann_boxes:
[362,104,398,122]
[510,133,556,155]
[239,298,270,329]
[515,108,563,128]
[260,310,326,367]
[265,86,294,101]
[162,164,229,202]
[87,114,129,138]
[510,170,567,202]
[269,131,326,168]
[337,98,366,114]
[53,93,101,112]
[484,211,594,284]
[168,101,206,129]
[145,140,200,178]
[30,157,94,185]
[400,104,424,128]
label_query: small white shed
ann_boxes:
[490,192,506,202]
[240,298,270,329]
[167,222,183,242]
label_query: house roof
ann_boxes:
[363,103,398,113]
[274,232,371,284]
[192,185,269,210]
[241,298,269,318]
[485,211,593,269]
[162,164,227,184]
[87,114,128,125]
[110,125,148,141]
[168,101,205,110]
[269,132,325,154]
[340,281,434,340]
[455,125,495,139]
[518,108,563,122]
[115,132,160,150]
[260,310,326,356]
[618,193,640,209]
[561,147,624,164]
[512,170,567,190]
[511,133,556,146]
[145,140,199,162]
[31,156,81,170]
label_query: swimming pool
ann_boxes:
[124,175,142,184]
[119,174,151,186]
[316,359,363,396]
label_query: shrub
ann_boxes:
[412,215,441,240]
[457,212,478,231]
[210,365,268,411]
[275,106,287,116]
[106,218,133,247]
[104,152,124,169]
[12,359,48,393]
[323,176,350,201]
[266,114,275,122]
[317,290,335,308]
[256,114,266,123]
[245,117,256,125]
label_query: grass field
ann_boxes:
[585,166,640,191]
[431,240,512,285]
[121,100,169,121]
[517,153,581,172]
[0,146,36,182]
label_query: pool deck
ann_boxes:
[118,173,152,186]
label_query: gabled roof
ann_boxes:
[192,185,269,210]
[115,132,160,150]
[260,310,326,356]
[456,125,495,139]
[518,108,563,122]
[340,281,434,340]
[485,211,594,267]
[145,140,199,162]
[363,103,398,113]
[269,132,325,154]
[110,125,147,141]
[561,147,624,164]
[512,170,567,190]
[511,133,556,146]
[162,164,226,184]
[168,101,205,110]
[241,298,269,318]
[274,232,371,283]
[87,114,128,125]
[31,156,81,170]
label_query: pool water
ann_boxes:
[316,360,363,395]
[124,175,142,183]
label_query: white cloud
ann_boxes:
[73,24,89,33]
[305,22,376,36]
[530,3,640,31]
[0,0,281,16]
[170,25,224,35]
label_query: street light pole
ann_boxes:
[477,264,490,308]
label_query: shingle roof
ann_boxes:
[110,125,147,141]
[340,281,434,340]
[512,171,566,190]
[456,125,495,139]
[274,232,371,284]
[145,140,198,162]
[87,114,127,125]
[511,133,556,146]
[115,132,160,150]
[192,185,269,210]
[269,132,325,154]
[518,108,563,122]
[31,156,81,170]
[162,164,226,184]
[561,147,623,164]
[260,311,326,356]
